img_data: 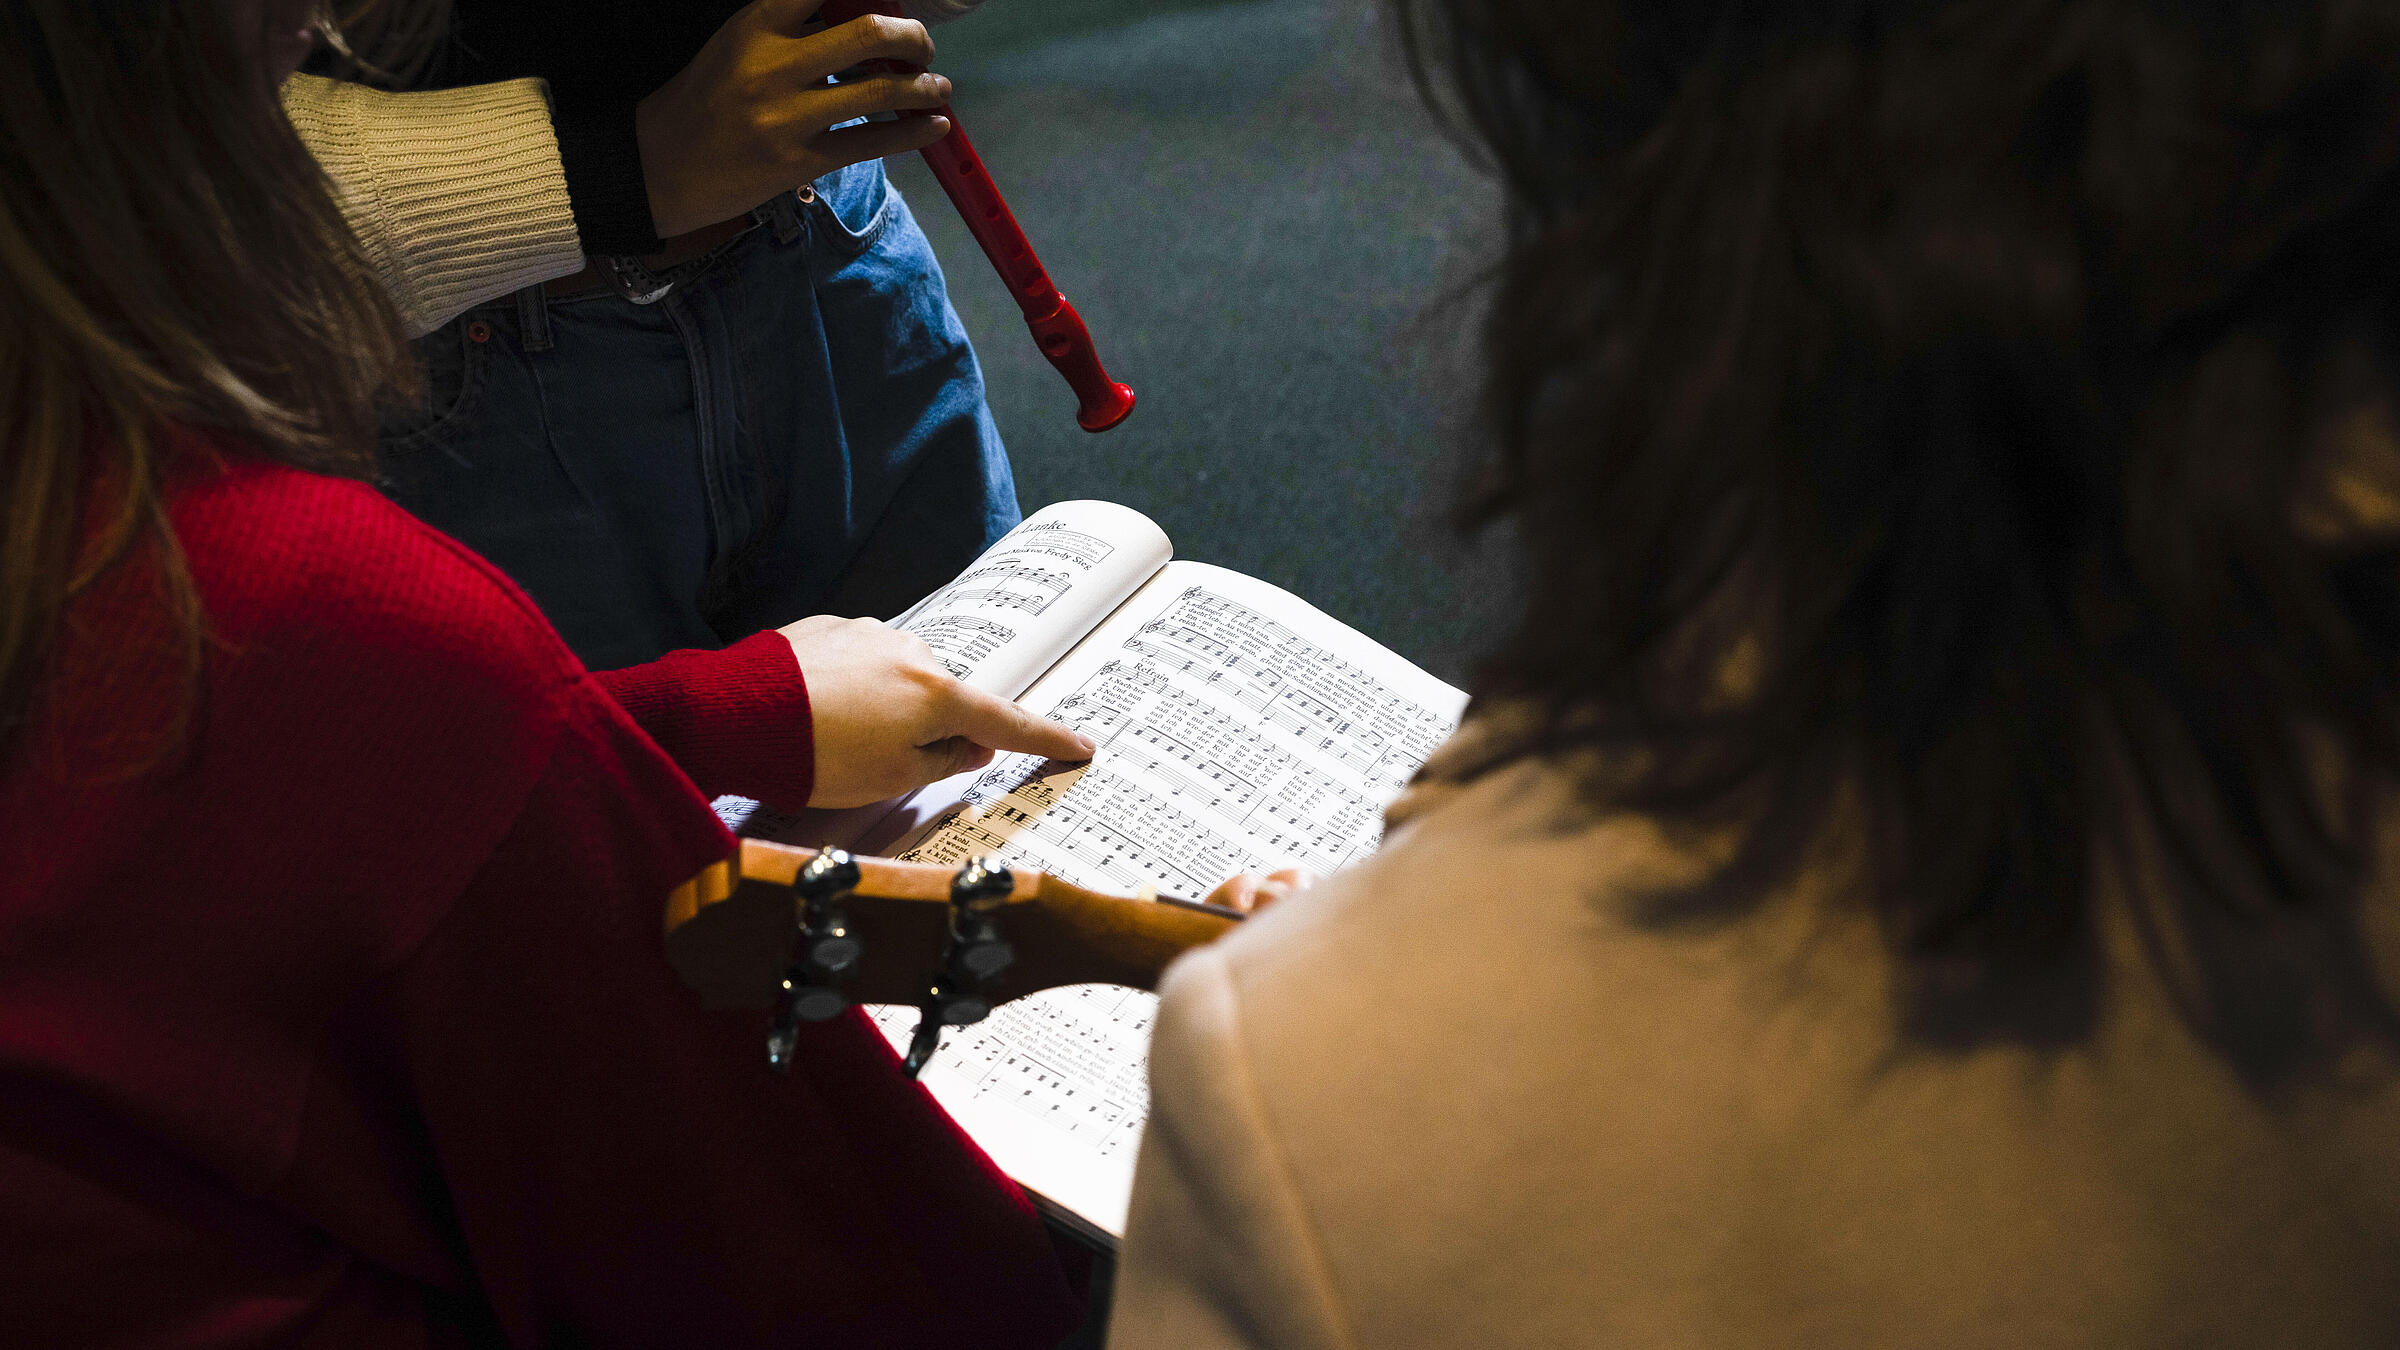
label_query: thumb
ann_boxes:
[1207,873,1265,912]
[940,684,1098,762]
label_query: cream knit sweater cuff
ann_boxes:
[283,74,584,338]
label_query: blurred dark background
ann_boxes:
[885,0,1513,687]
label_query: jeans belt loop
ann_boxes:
[766,187,808,245]
[515,282,554,352]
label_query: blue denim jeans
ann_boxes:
[377,159,1020,671]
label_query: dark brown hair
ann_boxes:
[1406,0,2400,1084]
[0,0,443,765]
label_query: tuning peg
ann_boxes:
[952,855,1012,908]
[768,849,865,1072]
[767,971,852,1071]
[951,927,1013,982]
[900,975,1001,1077]
[798,848,862,905]
[899,857,1020,1078]
[902,1008,946,1077]
[947,855,1015,984]
[947,916,1013,986]
[797,849,862,976]
[933,979,994,1027]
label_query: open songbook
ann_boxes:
[715,501,1467,1243]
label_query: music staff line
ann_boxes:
[918,613,1017,638]
[870,996,1150,1154]
[912,612,1020,679]
[1117,633,1441,785]
[922,751,1381,890]
[1050,670,1386,834]
[902,584,1452,901]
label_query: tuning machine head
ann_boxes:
[901,856,1018,1078]
[797,849,863,975]
[768,849,864,1072]
[951,855,1014,912]
[947,856,1016,985]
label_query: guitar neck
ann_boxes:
[664,840,1242,1011]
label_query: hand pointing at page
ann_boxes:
[782,615,1097,808]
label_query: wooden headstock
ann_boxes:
[664,839,1242,1012]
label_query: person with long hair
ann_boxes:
[0,2,1092,1344]
[1111,1,2400,1344]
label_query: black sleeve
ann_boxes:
[430,0,722,257]
[550,88,665,256]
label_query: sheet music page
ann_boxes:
[890,499,1172,700]
[711,500,1171,848]
[870,562,1467,1238]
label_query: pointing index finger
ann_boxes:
[940,682,1097,763]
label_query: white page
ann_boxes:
[870,562,1467,1237]
[891,499,1171,699]
[711,500,1172,848]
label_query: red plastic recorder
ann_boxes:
[818,0,1137,432]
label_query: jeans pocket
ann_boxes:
[377,317,486,454]
[805,157,895,265]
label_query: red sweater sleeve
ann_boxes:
[328,677,1078,1349]
[0,449,1077,1348]
[592,630,816,809]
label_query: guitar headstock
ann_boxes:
[664,841,1241,1069]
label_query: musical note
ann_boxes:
[894,514,1139,691]
[901,522,1114,631]
[880,582,1461,1233]
[872,981,1155,1157]
[907,584,1452,887]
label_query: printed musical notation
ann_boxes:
[941,561,1075,617]
[871,985,1154,1160]
[907,519,1120,624]
[907,762,1262,897]
[1123,589,1454,793]
[906,584,1453,893]
[913,613,1018,679]
[897,508,1158,697]
[887,578,1460,1234]
[1008,519,1116,570]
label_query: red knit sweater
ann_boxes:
[0,438,1080,1348]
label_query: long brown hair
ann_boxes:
[1405,0,2400,1086]
[0,0,444,764]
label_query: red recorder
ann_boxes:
[819,0,1137,432]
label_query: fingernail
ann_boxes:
[1073,734,1097,756]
